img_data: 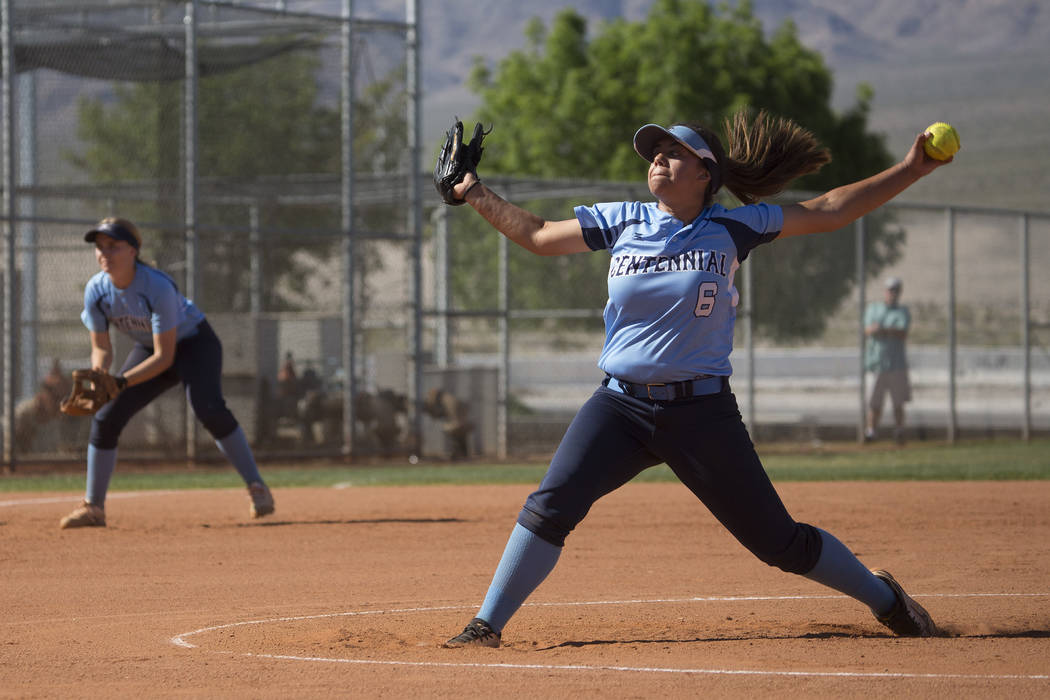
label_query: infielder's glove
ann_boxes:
[433,116,490,205]
[59,369,126,416]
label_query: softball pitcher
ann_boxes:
[436,111,951,647]
[58,217,274,528]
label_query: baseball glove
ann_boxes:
[434,116,490,205]
[59,369,126,416]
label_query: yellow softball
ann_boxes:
[923,122,960,161]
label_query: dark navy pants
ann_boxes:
[517,383,822,575]
[90,320,240,449]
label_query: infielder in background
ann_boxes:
[434,111,951,647]
[864,277,912,443]
[58,217,274,528]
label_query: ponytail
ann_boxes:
[676,110,831,206]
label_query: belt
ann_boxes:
[603,374,727,401]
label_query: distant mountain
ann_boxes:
[420,0,1050,212]
[26,0,1050,213]
[421,0,1050,88]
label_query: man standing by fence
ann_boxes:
[865,277,912,443]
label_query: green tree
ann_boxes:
[457,0,903,340]
[69,46,406,314]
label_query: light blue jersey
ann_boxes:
[577,200,782,382]
[81,261,205,347]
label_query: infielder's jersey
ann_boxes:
[81,262,205,347]
[576,201,782,382]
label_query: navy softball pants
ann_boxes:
[90,320,240,449]
[516,383,823,575]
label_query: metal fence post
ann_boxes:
[433,206,450,367]
[856,215,867,443]
[1020,213,1031,441]
[340,0,357,457]
[248,203,262,315]
[406,0,424,457]
[183,0,200,461]
[17,73,36,399]
[946,207,957,444]
[497,190,509,460]
[1,0,14,470]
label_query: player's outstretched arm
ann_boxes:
[455,172,589,257]
[780,131,951,238]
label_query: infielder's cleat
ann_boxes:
[443,617,501,648]
[247,482,275,519]
[59,501,106,529]
[871,569,936,637]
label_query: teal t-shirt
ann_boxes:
[864,301,910,372]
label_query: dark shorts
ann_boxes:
[516,383,822,574]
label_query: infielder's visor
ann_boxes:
[633,123,721,194]
[85,221,141,249]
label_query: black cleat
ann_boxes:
[871,569,937,637]
[443,617,501,648]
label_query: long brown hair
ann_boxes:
[676,109,831,206]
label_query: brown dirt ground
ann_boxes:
[2,480,1049,699]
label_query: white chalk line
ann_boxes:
[170,593,1050,682]
[244,654,1050,681]
[0,489,194,508]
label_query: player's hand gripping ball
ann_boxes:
[923,122,960,161]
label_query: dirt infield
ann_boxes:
[2,480,1049,698]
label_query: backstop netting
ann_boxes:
[3,1,422,463]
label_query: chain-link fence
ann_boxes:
[434,184,1050,456]
[2,0,437,467]
[4,2,1048,468]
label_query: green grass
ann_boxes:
[759,439,1050,481]
[1,438,1047,494]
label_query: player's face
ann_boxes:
[94,234,136,277]
[648,137,711,202]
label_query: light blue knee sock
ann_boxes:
[86,445,117,507]
[803,528,897,615]
[215,426,263,485]
[478,523,562,632]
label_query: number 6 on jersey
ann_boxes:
[694,281,718,317]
